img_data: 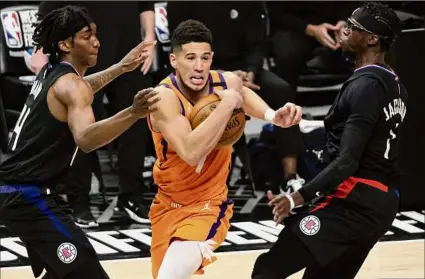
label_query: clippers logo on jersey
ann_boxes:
[154,3,170,43]
[57,243,77,264]
[300,215,321,236]
[1,10,23,48]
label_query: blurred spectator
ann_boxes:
[167,1,305,193]
[33,1,156,227]
[267,1,358,90]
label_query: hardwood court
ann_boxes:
[2,239,423,279]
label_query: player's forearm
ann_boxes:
[297,123,371,203]
[77,108,138,153]
[184,101,235,165]
[242,86,270,120]
[84,64,125,94]
[140,11,155,41]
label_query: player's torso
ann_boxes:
[148,71,232,205]
[0,63,78,186]
[324,64,408,184]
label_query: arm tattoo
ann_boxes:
[84,64,124,94]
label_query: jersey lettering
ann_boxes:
[9,80,43,151]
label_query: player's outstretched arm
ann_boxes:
[222,72,302,128]
[150,86,242,166]
[55,75,159,153]
[84,40,156,94]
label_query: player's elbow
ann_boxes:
[180,149,203,166]
[74,136,95,153]
[183,153,201,167]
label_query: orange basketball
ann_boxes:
[190,94,246,148]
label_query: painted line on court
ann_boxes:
[2,239,423,271]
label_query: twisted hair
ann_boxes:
[171,19,213,51]
[361,1,401,50]
[33,5,92,64]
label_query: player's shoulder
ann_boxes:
[53,73,92,104]
[220,71,243,89]
[154,84,180,101]
[152,84,182,117]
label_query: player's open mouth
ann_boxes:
[190,76,204,85]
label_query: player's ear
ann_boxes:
[367,34,379,47]
[169,53,177,69]
[58,38,72,54]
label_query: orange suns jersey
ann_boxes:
[147,71,233,205]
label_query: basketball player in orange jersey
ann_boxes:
[147,19,303,279]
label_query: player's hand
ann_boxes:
[233,70,261,91]
[306,23,340,50]
[119,40,157,73]
[216,88,244,109]
[25,48,48,74]
[131,87,160,118]
[267,190,291,225]
[140,40,156,75]
[333,20,346,49]
[273,103,303,128]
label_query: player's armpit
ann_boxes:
[151,86,235,166]
[55,75,138,153]
[222,71,270,120]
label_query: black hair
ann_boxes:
[361,1,402,51]
[32,5,93,64]
[171,19,213,52]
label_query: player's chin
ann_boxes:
[189,82,207,92]
[87,55,98,67]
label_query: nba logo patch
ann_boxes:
[154,4,170,43]
[1,10,23,48]
[299,215,321,236]
[57,242,78,264]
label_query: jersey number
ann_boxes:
[384,123,399,159]
[9,80,42,151]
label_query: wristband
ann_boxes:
[285,194,295,211]
[264,108,276,124]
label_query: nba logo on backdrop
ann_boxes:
[1,10,23,48]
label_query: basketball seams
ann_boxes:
[190,99,220,128]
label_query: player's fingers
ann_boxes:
[280,104,291,115]
[293,106,303,125]
[147,105,159,113]
[289,104,296,120]
[142,56,154,75]
[267,190,275,201]
[277,215,285,225]
[136,40,157,51]
[135,88,154,101]
[244,81,261,91]
[142,91,159,102]
[145,96,161,107]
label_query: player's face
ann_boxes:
[71,23,100,67]
[340,19,369,55]
[170,42,213,93]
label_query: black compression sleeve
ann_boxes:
[298,76,386,202]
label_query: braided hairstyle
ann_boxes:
[171,19,213,52]
[32,5,93,64]
[361,1,402,51]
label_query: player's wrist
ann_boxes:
[264,108,276,124]
[291,191,305,207]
